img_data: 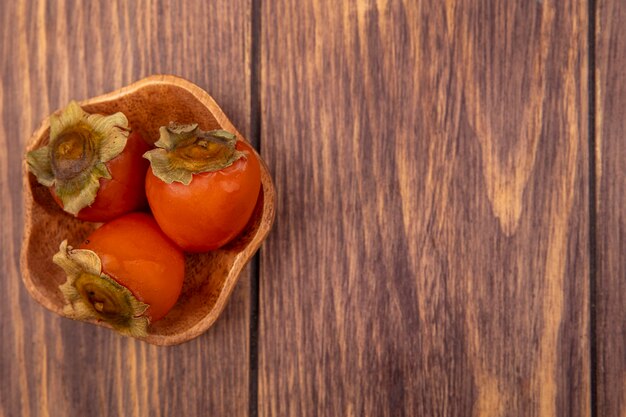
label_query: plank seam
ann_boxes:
[588,0,598,416]
[248,0,262,415]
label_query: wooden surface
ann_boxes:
[0,1,622,416]
[258,1,590,416]
[596,1,626,416]
[0,1,252,416]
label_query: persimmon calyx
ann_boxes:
[26,101,130,215]
[143,122,244,185]
[54,240,150,337]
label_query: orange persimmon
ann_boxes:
[27,102,150,222]
[144,123,261,252]
[54,213,185,336]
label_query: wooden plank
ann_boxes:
[595,1,626,415]
[258,1,590,416]
[0,1,252,416]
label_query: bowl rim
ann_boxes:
[20,74,276,346]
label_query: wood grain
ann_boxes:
[595,0,626,415]
[1,1,252,416]
[258,1,590,416]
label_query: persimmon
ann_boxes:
[144,123,261,252]
[54,213,185,337]
[27,101,150,222]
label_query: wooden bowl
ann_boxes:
[20,75,275,346]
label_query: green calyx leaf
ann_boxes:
[143,122,243,185]
[26,146,54,186]
[26,101,130,216]
[54,240,150,338]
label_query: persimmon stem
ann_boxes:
[26,101,130,216]
[50,126,97,180]
[54,241,150,337]
[143,123,244,185]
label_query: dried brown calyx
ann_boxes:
[53,240,149,337]
[143,122,244,185]
[26,101,130,215]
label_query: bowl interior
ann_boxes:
[22,77,274,345]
